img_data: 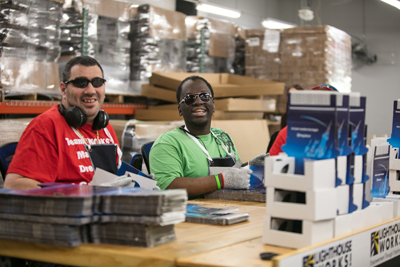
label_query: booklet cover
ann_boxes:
[283,91,340,174]
[370,144,390,198]
[387,100,400,148]
[185,204,249,225]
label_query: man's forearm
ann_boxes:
[3,173,41,190]
[166,175,220,198]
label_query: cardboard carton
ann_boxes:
[336,184,350,215]
[264,157,336,191]
[134,109,264,121]
[266,186,337,221]
[149,72,285,97]
[141,84,176,103]
[214,98,276,112]
[374,195,400,218]
[263,214,334,249]
[334,213,352,237]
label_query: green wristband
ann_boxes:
[215,174,221,190]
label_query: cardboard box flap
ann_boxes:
[149,72,285,97]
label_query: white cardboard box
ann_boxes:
[362,203,384,228]
[351,209,365,233]
[389,147,400,191]
[351,183,364,212]
[374,196,400,218]
[266,186,337,221]
[354,155,363,183]
[336,156,347,186]
[334,213,352,238]
[336,184,350,215]
[264,157,336,191]
[263,214,334,249]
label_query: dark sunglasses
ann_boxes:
[64,77,106,88]
[179,93,212,106]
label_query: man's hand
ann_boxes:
[233,157,243,168]
[222,168,252,189]
[249,153,269,166]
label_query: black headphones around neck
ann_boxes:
[58,104,109,131]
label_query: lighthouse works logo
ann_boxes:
[302,241,352,267]
[370,222,400,256]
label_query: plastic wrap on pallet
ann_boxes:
[60,0,134,93]
[185,16,235,73]
[232,26,245,75]
[0,0,63,92]
[129,4,186,94]
[0,0,63,62]
[280,26,352,92]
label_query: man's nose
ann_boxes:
[84,82,96,94]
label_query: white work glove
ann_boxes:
[98,176,135,187]
[249,153,269,166]
[222,168,252,189]
[233,157,242,168]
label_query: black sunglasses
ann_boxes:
[64,77,106,88]
[179,93,212,106]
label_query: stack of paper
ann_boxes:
[203,188,266,202]
[0,185,96,246]
[185,204,249,225]
[0,185,188,247]
[91,187,187,247]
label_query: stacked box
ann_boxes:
[232,26,246,75]
[263,156,337,249]
[0,0,63,91]
[245,29,281,82]
[60,0,132,93]
[185,16,235,73]
[280,26,352,92]
[129,4,186,94]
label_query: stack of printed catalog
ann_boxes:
[0,185,187,247]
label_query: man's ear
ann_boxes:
[178,105,182,116]
[213,101,215,113]
[60,82,67,100]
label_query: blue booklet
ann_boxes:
[117,161,151,178]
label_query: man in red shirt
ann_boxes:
[4,56,122,190]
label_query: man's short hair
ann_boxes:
[176,76,214,103]
[62,56,104,82]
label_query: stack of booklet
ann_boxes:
[91,187,187,247]
[185,204,249,225]
[0,185,187,247]
[204,188,266,202]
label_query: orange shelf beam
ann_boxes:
[0,102,146,115]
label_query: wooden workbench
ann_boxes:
[0,199,399,267]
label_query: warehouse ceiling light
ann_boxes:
[261,18,296,29]
[196,3,241,18]
[381,0,400,10]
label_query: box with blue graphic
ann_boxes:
[349,95,368,156]
[387,100,400,149]
[283,91,341,174]
[388,147,400,191]
[370,143,390,198]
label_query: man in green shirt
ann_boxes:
[150,76,253,199]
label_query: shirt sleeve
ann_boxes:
[149,140,184,190]
[269,126,287,156]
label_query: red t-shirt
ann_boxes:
[7,105,121,184]
[269,126,287,156]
